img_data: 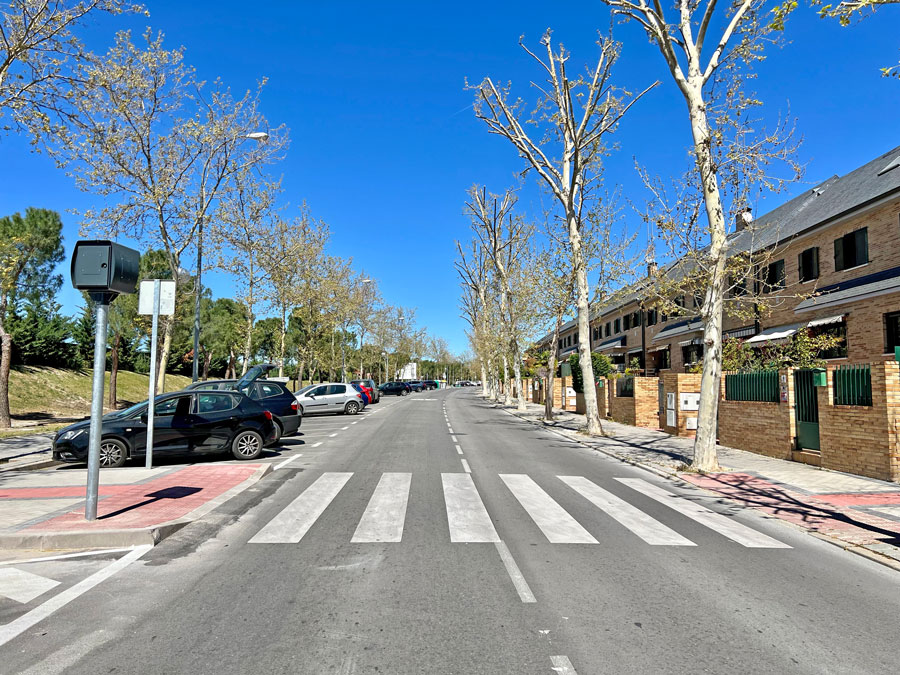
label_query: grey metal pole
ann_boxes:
[341,321,346,383]
[85,293,111,521]
[192,219,203,382]
[146,280,160,469]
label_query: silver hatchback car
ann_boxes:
[295,382,365,416]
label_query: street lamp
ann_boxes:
[191,130,269,382]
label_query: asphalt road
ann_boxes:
[2,388,899,674]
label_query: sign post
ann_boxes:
[139,279,176,469]
[70,240,140,521]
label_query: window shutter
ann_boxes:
[811,247,819,279]
[855,228,868,265]
[834,237,844,272]
[775,259,785,289]
[798,251,805,281]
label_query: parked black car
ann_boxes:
[422,380,438,391]
[405,380,424,392]
[52,390,276,468]
[379,381,411,396]
[183,364,300,443]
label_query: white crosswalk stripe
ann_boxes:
[249,472,352,544]
[442,473,500,542]
[500,474,597,544]
[352,473,411,543]
[559,476,695,546]
[0,568,59,604]
[615,478,791,549]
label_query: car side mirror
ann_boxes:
[140,414,148,424]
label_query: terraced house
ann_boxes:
[549,145,900,374]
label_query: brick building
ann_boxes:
[543,145,900,374]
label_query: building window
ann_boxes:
[647,309,657,326]
[558,339,563,351]
[633,311,642,326]
[657,347,671,370]
[614,318,621,333]
[682,343,704,366]
[605,322,611,337]
[834,227,868,272]
[623,314,631,331]
[730,275,747,296]
[886,312,900,353]
[809,321,848,359]
[798,247,819,283]
[758,259,785,294]
[692,293,703,308]
[592,326,601,342]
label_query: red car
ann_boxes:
[351,382,374,405]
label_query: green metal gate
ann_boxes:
[794,369,820,451]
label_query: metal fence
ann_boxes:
[724,370,779,402]
[834,364,872,406]
[616,377,634,398]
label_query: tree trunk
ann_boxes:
[203,350,212,380]
[545,316,563,421]
[568,209,603,435]
[278,307,287,377]
[225,349,235,378]
[480,359,489,398]
[0,308,12,428]
[108,334,119,409]
[241,310,253,376]
[687,89,726,472]
[512,351,525,412]
[156,316,174,393]
[501,353,509,404]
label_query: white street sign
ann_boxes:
[138,280,176,315]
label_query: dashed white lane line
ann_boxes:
[312,442,322,448]
[274,453,304,470]
[329,433,338,438]
[451,435,458,443]
[461,459,471,473]
[351,421,358,425]
[455,445,463,455]
[448,428,454,434]
[550,655,578,674]
[0,545,152,648]
[341,426,350,430]
[495,541,536,604]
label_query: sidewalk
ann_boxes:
[501,398,900,570]
[0,462,271,550]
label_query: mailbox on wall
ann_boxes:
[679,392,701,411]
[71,240,140,295]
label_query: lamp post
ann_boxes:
[191,131,269,382]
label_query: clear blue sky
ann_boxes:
[1,2,897,354]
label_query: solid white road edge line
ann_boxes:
[0,547,139,566]
[274,453,304,470]
[0,545,152,648]
[550,655,578,674]
[494,541,536,603]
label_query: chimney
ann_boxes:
[647,260,658,277]
[735,207,753,232]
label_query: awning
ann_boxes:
[724,325,757,340]
[795,265,900,312]
[626,348,643,355]
[807,314,845,328]
[678,337,704,346]
[646,345,669,353]
[745,322,804,345]
[652,317,703,342]
[594,336,624,352]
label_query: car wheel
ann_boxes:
[232,430,263,460]
[345,401,360,415]
[401,389,409,396]
[272,421,283,444]
[99,438,127,468]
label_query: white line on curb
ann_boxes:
[0,545,152,648]
[495,541,536,603]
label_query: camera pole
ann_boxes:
[85,291,114,521]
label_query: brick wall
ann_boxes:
[717,370,794,460]
[608,377,659,429]
[659,373,702,437]
[818,361,900,482]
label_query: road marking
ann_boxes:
[0,548,138,566]
[0,568,60,603]
[451,435,458,443]
[500,474,597,544]
[351,473,412,543]
[615,478,791,548]
[329,433,338,437]
[495,541,536,603]
[461,459,471,473]
[341,426,349,430]
[448,428,454,434]
[274,453,304,471]
[550,655,578,674]
[442,473,500,543]
[250,472,353,544]
[312,442,322,448]
[351,421,358,425]
[0,545,151,648]
[558,476,695,546]
[455,444,463,455]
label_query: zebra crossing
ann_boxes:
[249,471,790,549]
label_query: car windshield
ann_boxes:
[295,384,315,395]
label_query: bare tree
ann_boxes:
[471,30,655,435]
[600,0,804,469]
[455,237,495,399]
